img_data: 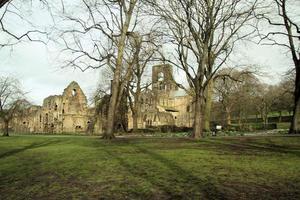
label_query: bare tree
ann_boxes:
[252,84,274,127]
[0,76,27,136]
[265,70,294,122]
[126,32,159,132]
[57,0,142,139]
[215,69,241,126]
[214,68,258,127]
[257,0,300,133]
[275,70,295,116]
[147,0,260,138]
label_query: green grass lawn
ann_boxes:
[0,135,300,199]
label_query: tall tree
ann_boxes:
[253,84,276,127]
[214,68,259,127]
[105,1,139,139]
[203,79,214,131]
[215,69,240,126]
[266,71,294,121]
[148,0,260,138]
[126,32,159,132]
[58,0,141,139]
[274,70,295,116]
[258,0,299,133]
[0,76,27,136]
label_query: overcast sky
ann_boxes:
[0,0,295,105]
[0,42,100,105]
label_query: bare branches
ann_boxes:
[0,0,10,8]
[146,0,260,137]
[0,0,50,49]
[56,0,142,137]
[0,76,26,119]
[0,75,29,136]
[256,0,300,63]
[148,0,260,91]
[57,0,145,73]
[256,0,300,133]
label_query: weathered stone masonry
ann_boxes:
[128,64,194,130]
[11,81,102,135]
[4,65,194,134]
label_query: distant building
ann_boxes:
[128,64,194,129]
[10,81,102,135]
[2,64,194,134]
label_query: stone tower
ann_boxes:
[152,64,178,93]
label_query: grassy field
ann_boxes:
[0,135,300,199]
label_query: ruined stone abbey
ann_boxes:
[10,81,102,134]
[128,64,193,129]
[6,65,193,134]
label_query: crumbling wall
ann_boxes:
[9,81,103,135]
[130,64,194,131]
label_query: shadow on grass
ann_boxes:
[102,144,226,199]
[201,139,300,157]
[0,139,61,159]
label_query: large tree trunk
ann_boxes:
[203,79,214,131]
[3,120,9,137]
[290,96,300,133]
[193,92,204,139]
[105,81,127,138]
[104,80,119,139]
[290,65,300,134]
[102,1,136,139]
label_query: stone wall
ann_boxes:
[4,65,194,134]
[128,64,194,130]
[10,81,103,135]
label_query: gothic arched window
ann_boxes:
[72,89,77,96]
[158,72,164,81]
